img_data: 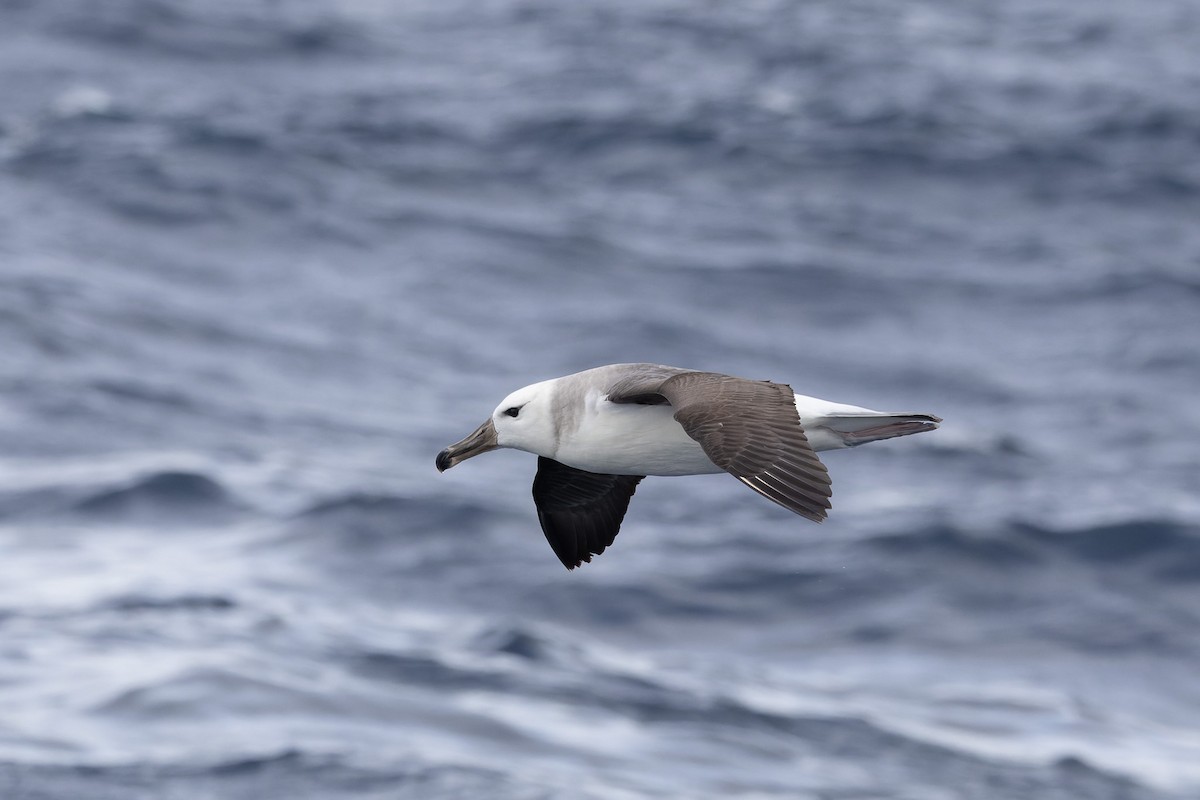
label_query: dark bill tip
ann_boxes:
[435,418,499,473]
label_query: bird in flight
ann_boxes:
[437,364,940,569]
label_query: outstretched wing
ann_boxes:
[532,457,644,569]
[608,370,832,522]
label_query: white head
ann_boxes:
[435,379,559,471]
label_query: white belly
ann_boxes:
[553,394,721,476]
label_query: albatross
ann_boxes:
[436,364,940,569]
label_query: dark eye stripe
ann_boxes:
[503,406,521,418]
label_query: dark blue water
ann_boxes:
[2,1,1199,798]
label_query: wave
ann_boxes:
[1013,519,1200,565]
[486,518,1200,661]
[0,469,244,524]
[292,491,493,532]
[47,0,374,61]
[87,378,202,412]
[344,650,514,694]
[862,519,1200,570]
[71,470,242,520]
[867,523,1044,566]
[469,623,569,663]
[335,635,1160,799]
[93,666,334,719]
[266,492,504,581]
[0,754,533,800]
[99,593,237,613]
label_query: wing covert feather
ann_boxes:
[610,370,832,521]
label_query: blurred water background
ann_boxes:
[2,1,1200,798]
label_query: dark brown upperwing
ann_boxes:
[532,457,644,569]
[617,371,833,522]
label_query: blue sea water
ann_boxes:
[2,1,1199,798]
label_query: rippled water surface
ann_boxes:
[2,1,1199,798]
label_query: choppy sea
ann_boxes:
[2,1,1199,798]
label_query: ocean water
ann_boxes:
[2,1,1199,798]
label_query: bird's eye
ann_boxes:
[503,406,521,418]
